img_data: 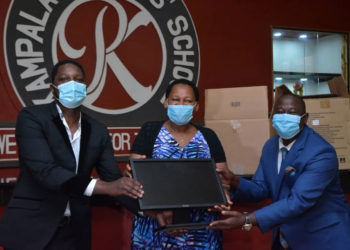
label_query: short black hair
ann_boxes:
[165,79,199,101]
[276,93,306,114]
[51,60,86,84]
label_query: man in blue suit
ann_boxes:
[210,94,350,250]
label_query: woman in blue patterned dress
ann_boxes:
[126,79,229,249]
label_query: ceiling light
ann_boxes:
[299,34,308,39]
[273,32,282,37]
[300,78,308,82]
[275,77,283,81]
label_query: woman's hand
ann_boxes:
[144,210,174,226]
[144,210,188,236]
[124,153,146,178]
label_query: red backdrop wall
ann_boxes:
[1,0,350,122]
[1,0,350,249]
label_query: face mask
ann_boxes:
[52,81,87,109]
[167,104,195,125]
[272,113,305,139]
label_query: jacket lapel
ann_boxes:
[50,103,73,152]
[270,138,279,177]
[274,126,309,198]
[78,114,91,173]
[50,102,75,169]
[269,138,281,200]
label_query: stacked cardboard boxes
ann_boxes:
[204,86,271,175]
[304,92,350,170]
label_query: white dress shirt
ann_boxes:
[56,105,97,216]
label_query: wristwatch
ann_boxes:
[242,212,253,231]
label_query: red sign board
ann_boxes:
[108,127,140,156]
[0,127,139,164]
[0,128,17,162]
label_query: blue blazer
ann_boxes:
[235,125,350,250]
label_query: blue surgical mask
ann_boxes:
[167,104,195,125]
[52,81,87,109]
[272,113,305,139]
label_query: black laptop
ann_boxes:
[129,158,227,231]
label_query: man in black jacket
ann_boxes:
[0,60,143,250]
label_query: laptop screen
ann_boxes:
[130,158,227,210]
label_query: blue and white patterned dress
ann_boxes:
[131,126,222,249]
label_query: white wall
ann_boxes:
[273,34,343,74]
[314,34,342,73]
[273,39,305,72]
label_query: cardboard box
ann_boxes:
[205,119,270,175]
[205,86,268,120]
[304,91,350,170]
[308,122,348,146]
[307,118,350,170]
[305,98,350,123]
[333,147,350,170]
[328,76,349,98]
[347,120,350,145]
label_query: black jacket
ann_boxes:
[0,102,134,250]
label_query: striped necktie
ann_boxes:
[281,147,288,161]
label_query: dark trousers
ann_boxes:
[272,235,292,250]
[44,217,76,250]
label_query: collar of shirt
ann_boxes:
[278,137,296,152]
[56,104,82,142]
